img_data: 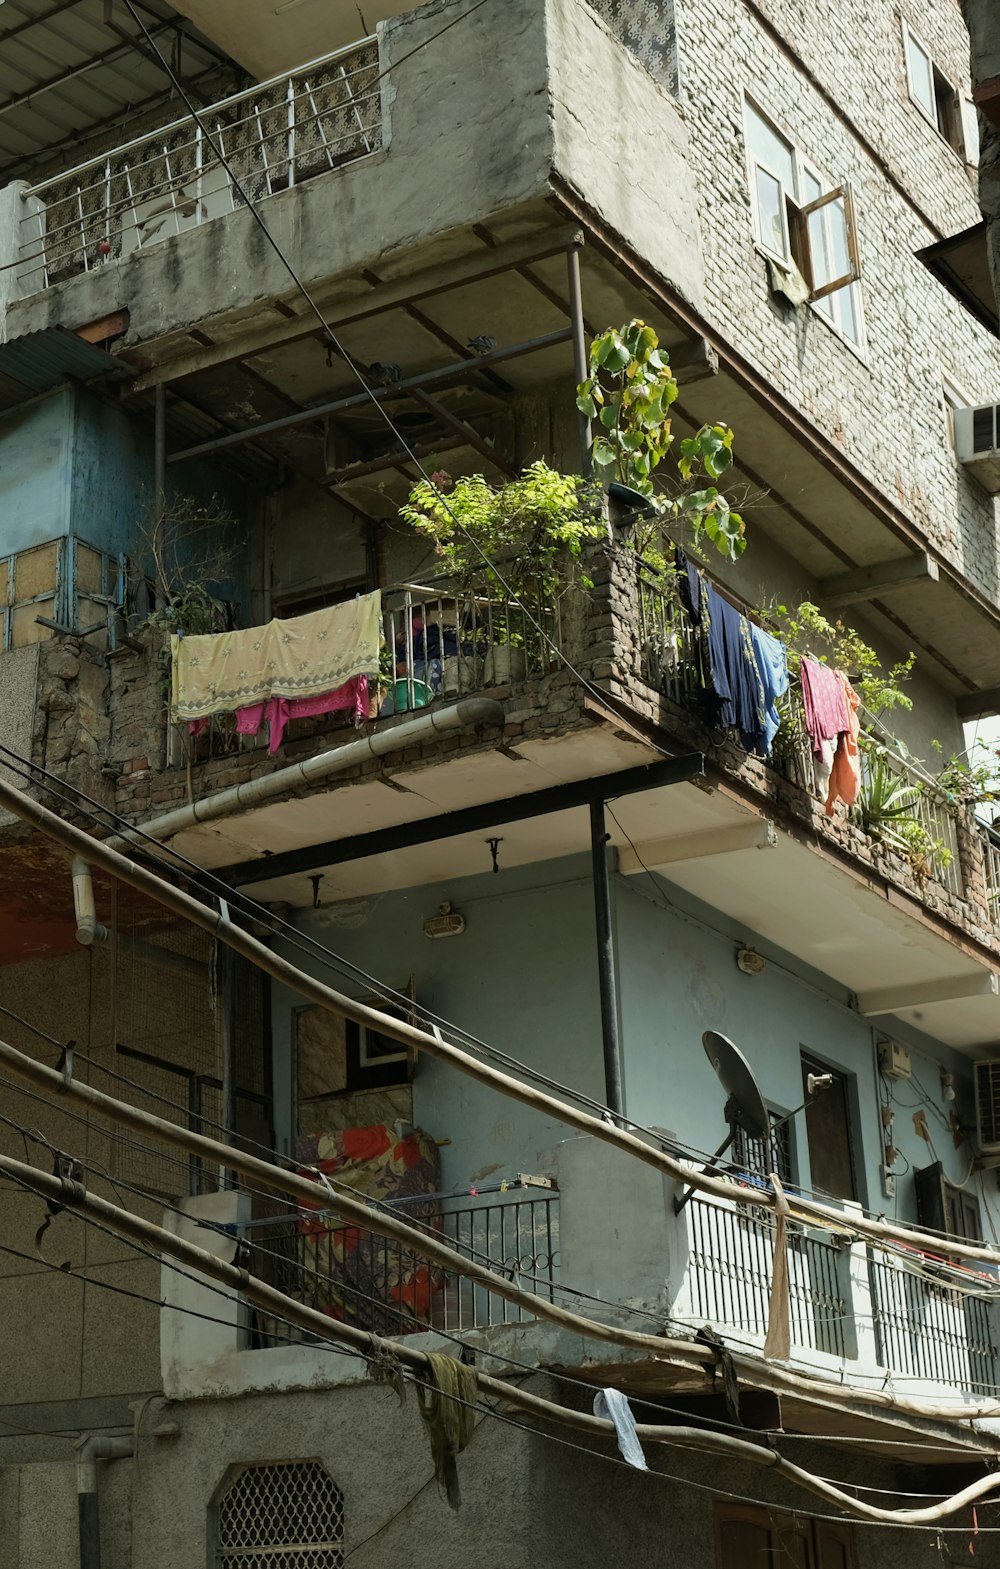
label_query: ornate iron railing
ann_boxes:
[683,1192,851,1358]
[867,1248,999,1395]
[19,38,381,294]
[245,1190,560,1345]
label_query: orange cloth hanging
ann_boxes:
[825,672,860,817]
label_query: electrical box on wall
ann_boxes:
[877,1038,912,1081]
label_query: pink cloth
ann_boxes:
[799,657,851,752]
[188,676,369,753]
[825,672,861,817]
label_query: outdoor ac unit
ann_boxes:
[954,405,1000,493]
[974,1060,1000,1154]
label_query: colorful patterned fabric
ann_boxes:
[294,1124,442,1334]
[170,592,381,722]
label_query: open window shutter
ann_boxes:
[796,185,861,301]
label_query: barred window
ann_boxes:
[732,1111,792,1187]
[214,1461,344,1568]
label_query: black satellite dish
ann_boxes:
[674,1031,772,1213]
[702,1030,770,1141]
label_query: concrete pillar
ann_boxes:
[0,181,44,339]
[161,1189,249,1396]
[557,1133,679,1311]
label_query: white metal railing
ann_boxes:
[18,38,381,295]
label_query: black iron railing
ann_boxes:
[245,1190,559,1345]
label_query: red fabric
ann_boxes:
[800,657,851,751]
[825,673,861,817]
[342,1124,392,1162]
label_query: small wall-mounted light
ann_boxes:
[422,901,466,940]
[941,1070,957,1103]
[736,946,766,976]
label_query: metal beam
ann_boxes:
[857,971,999,1017]
[590,799,624,1118]
[126,226,585,395]
[956,685,1000,722]
[617,820,776,874]
[166,329,572,464]
[820,553,939,607]
[214,753,706,887]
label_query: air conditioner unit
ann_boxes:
[953,405,1000,493]
[974,1059,1000,1154]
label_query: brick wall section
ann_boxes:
[32,638,113,820]
[673,0,1000,601]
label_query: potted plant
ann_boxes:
[576,319,747,561]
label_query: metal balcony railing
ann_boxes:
[18,38,381,295]
[245,1190,560,1346]
[684,1192,851,1359]
[637,568,964,896]
[382,580,561,712]
[867,1248,999,1396]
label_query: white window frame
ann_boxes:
[942,370,976,456]
[901,19,972,162]
[743,98,867,356]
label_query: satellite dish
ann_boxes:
[702,1030,771,1142]
[675,1031,772,1213]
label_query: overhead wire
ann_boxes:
[3,1148,1000,1531]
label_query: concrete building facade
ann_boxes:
[3,0,1000,1564]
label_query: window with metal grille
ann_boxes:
[732,1110,792,1186]
[213,1461,344,1568]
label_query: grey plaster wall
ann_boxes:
[4,1379,995,1568]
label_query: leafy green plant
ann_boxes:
[769,601,915,721]
[857,747,953,878]
[931,739,1000,807]
[399,461,604,602]
[575,319,746,561]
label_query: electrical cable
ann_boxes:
[4,1150,1000,1530]
[117,0,665,751]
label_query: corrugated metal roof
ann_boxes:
[0,326,126,408]
[0,0,241,186]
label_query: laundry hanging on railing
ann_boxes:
[675,551,788,757]
[171,592,382,743]
[799,657,861,816]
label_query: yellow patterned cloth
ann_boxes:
[170,592,382,722]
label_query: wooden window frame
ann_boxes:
[789,184,862,301]
[715,1501,856,1569]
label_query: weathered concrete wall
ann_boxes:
[964,1,1000,323]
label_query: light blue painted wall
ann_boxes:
[271,854,607,1189]
[0,386,251,609]
[615,870,986,1229]
[269,850,993,1234]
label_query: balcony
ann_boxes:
[16,39,381,298]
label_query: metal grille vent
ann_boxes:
[215,1461,344,1568]
[975,1061,1000,1155]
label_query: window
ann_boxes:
[716,1503,854,1569]
[732,1109,793,1186]
[213,1460,344,1568]
[801,1055,858,1202]
[743,101,864,349]
[902,22,969,160]
[915,1160,984,1243]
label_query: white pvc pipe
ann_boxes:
[72,854,108,945]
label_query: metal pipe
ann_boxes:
[72,855,108,945]
[105,698,505,853]
[76,1434,133,1569]
[154,382,166,520]
[589,798,623,1118]
[166,329,573,464]
[566,246,591,477]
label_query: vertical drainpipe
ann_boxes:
[76,1434,133,1569]
[590,798,624,1120]
[566,244,591,477]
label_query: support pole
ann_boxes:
[154,381,166,521]
[590,798,623,1118]
[567,245,591,477]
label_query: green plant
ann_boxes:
[575,319,746,561]
[931,738,1000,807]
[399,461,604,602]
[769,601,915,722]
[856,747,953,879]
[137,491,242,636]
